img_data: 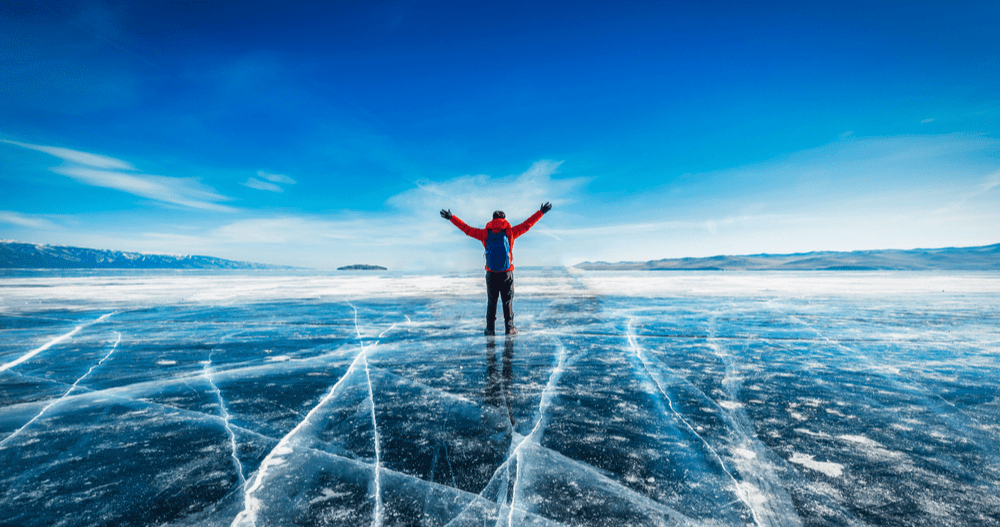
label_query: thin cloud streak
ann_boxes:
[980,170,1000,193]
[242,171,295,193]
[3,139,236,212]
[5,132,996,270]
[243,177,284,192]
[210,217,356,244]
[52,167,235,212]
[2,140,136,170]
[257,171,296,184]
[537,214,807,238]
[152,215,454,248]
[931,170,1000,215]
[0,211,59,229]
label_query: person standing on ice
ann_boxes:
[440,202,552,335]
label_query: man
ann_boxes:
[440,202,552,335]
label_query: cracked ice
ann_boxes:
[1,269,999,526]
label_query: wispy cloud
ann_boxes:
[242,177,284,192]
[665,133,1000,212]
[389,160,587,221]
[537,214,803,238]
[0,211,59,229]
[932,170,1000,215]
[52,167,235,212]
[194,215,448,247]
[134,215,426,269]
[921,118,935,124]
[210,217,355,243]
[2,140,136,170]
[243,170,296,192]
[257,171,296,185]
[4,140,235,212]
[980,170,1000,193]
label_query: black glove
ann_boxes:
[440,209,452,220]
[540,202,552,214]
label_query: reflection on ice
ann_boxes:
[1,270,999,526]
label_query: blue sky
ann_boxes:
[2,1,998,270]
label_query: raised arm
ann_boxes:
[511,202,551,239]
[441,209,486,241]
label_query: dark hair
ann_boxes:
[492,210,505,219]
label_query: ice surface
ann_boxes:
[1,269,999,526]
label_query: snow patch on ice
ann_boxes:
[795,428,832,439]
[309,488,350,506]
[739,481,768,508]
[789,452,844,478]
[837,434,881,448]
[838,434,905,460]
[788,410,808,421]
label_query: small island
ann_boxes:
[337,264,387,271]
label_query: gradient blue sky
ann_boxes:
[2,1,998,270]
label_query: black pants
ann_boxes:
[485,271,514,332]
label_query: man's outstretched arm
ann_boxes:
[441,209,486,240]
[511,202,552,239]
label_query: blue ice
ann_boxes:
[1,269,998,526]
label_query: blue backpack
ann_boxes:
[485,229,511,271]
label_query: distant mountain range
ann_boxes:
[575,243,1000,271]
[6,239,997,271]
[0,241,294,269]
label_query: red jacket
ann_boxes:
[450,210,544,272]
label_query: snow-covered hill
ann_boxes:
[0,241,293,269]
[576,243,1000,270]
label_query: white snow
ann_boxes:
[789,452,844,478]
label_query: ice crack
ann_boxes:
[455,337,570,527]
[232,303,390,527]
[627,320,762,527]
[363,346,383,527]
[232,349,368,527]
[1,331,121,449]
[350,301,384,527]
[0,311,115,372]
[203,343,246,489]
[506,338,569,526]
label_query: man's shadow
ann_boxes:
[485,337,515,427]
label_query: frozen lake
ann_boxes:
[1,269,998,526]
